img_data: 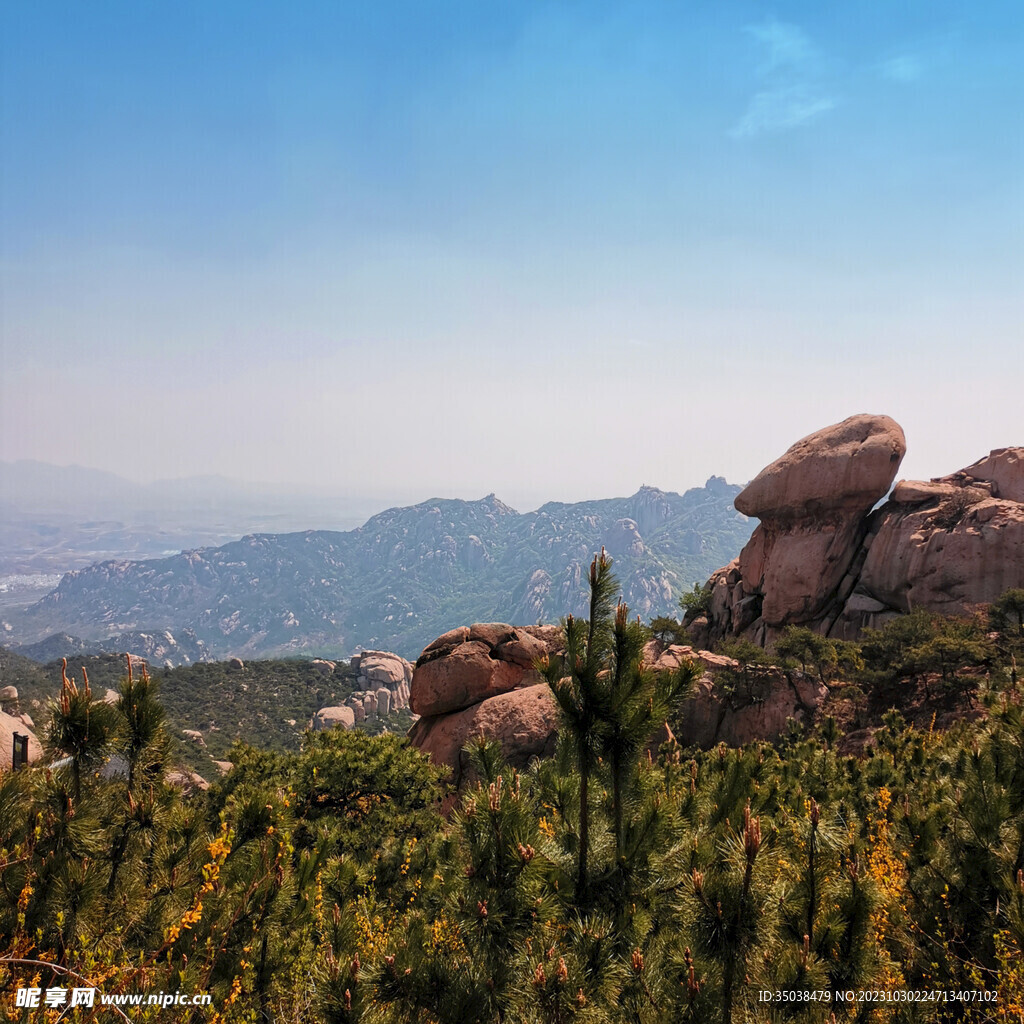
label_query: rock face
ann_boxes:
[688,417,1024,645]
[311,649,413,731]
[407,684,561,787]
[412,624,560,717]
[407,626,825,782]
[837,448,1024,632]
[350,650,413,710]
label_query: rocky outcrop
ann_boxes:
[407,684,560,787]
[645,641,827,748]
[311,649,413,731]
[407,623,566,779]
[834,448,1024,633]
[406,625,827,781]
[688,417,1024,645]
[350,650,412,710]
[412,624,561,717]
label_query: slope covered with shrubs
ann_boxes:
[2,579,1024,1022]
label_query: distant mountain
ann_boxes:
[6,481,752,662]
[11,628,210,667]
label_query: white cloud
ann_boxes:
[731,86,835,138]
[878,53,925,84]
[731,19,836,139]
[744,20,819,75]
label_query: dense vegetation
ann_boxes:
[1,654,414,775]
[2,582,1024,1022]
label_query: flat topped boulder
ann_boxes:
[735,414,906,520]
[358,650,412,687]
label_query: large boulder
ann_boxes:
[411,623,564,717]
[725,415,906,638]
[407,684,560,787]
[836,494,1024,632]
[735,414,906,520]
[313,706,356,731]
[688,423,1024,645]
[359,651,412,688]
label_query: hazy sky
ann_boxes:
[2,1,1021,512]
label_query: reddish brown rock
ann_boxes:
[837,496,1024,630]
[643,638,827,748]
[359,651,412,687]
[411,623,565,717]
[891,480,964,505]
[735,414,906,519]
[947,448,1024,503]
[407,683,560,786]
[688,422,1023,646]
[715,415,908,639]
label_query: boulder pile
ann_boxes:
[406,623,564,785]
[688,415,1024,645]
[405,626,827,782]
[311,650,413,731]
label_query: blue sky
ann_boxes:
[2,1,1021,509]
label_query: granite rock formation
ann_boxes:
[645,641,827,748]
[311,649,414,730]
[407,624,565,784]
[687,416,1023,645]
[406,625,828,782]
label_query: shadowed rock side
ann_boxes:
[648,642,827,748]
[406,626,828,784]
[687,415,1024,646]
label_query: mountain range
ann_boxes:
[4,480,751,663]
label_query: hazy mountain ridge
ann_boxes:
[0,460,379,573]
[7,481,752,662]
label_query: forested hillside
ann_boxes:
[7,481,751,661]
[2,576,1023,1021]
